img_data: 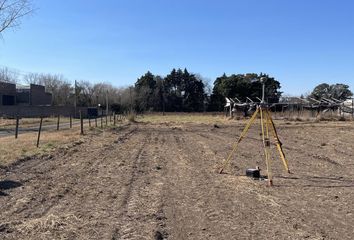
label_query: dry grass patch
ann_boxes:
[0,117,71,129]
[16,213,82,234]
[140,113,230,125]
[127,112,137,122]
[0,128,82,167]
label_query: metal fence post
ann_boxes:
[57,115,60,131]
[15,115,19,139]
[37,117,43,148]
[80,111,84,135]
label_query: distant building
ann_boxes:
[0,82,16,105]
[16,84,52,106]
[0,82,52,106]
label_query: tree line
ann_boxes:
[1,66,352,112]
[134,69,208,112]
[134,69,285,112]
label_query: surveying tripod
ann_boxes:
[219,78,290,186]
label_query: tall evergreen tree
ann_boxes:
[181,69,205,112]
[163,68,206,112]
[135,71,157,111]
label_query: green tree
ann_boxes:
[209,73,282,110]
[208,73,228,111]
[152,75,165,112]
[164,68,184,111]
[310,83,352,101]
[135,71,157,111]
[181,69,205,112]
[163,68,206,112]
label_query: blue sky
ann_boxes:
[0,0,353,95]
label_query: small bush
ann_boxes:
[127,112,136,122]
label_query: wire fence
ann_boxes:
[0,113,127,147]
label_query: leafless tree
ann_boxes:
[0,0,33,34]
[24,72,73,105]
[0,66,18,83]
[23,72,41,84]
[24,72,130,108]
[75,80,95,106]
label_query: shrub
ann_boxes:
[127,112,136,122]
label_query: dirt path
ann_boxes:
[1,122,354,239]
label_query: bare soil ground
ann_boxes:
[1,119,354,239]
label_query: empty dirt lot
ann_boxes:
[1,119,354,239]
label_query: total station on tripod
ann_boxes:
[219,75,290,186]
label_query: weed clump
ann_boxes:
[127,112,136,122]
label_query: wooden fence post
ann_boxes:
[113,112,116,126]
[37,117,43,148]
[105,115,108,126]
[80,111,84,135]
[57,115,60,131]
[89,117,91,128]
[95,117,97,127]
[70,115,72,128]
[15,115,19,139]
[101,114,103,128]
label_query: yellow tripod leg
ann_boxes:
[265,109,273,186]
[265,111,290,173]
[260,108,273,186]
[219,107,260,174]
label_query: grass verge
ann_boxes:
[139,113,230,124]
[0,128,82,167]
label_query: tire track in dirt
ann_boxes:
[114,131,152,239]
[113,126,169,240]
[173,131,232,239]
[161,130,232,239]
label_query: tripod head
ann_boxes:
[260,77,267,104]
[250,76,268,107]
